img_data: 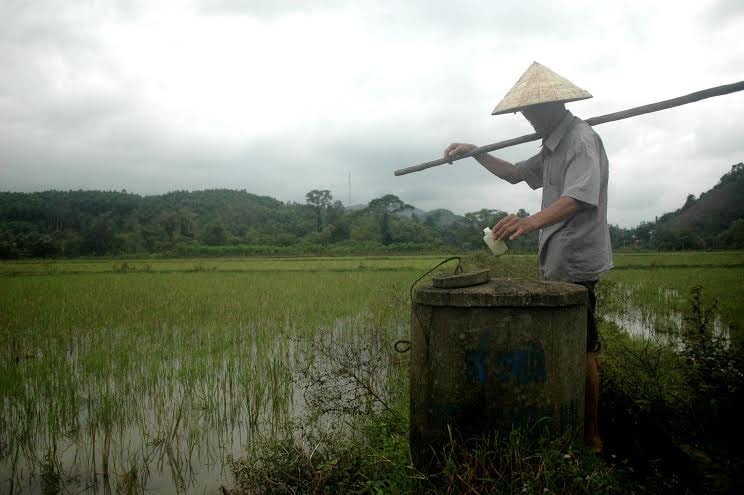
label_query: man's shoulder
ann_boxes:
[564,117,602,151]
[569,116,599,138]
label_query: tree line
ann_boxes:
[2,161,741,259]
[0,189,538,258]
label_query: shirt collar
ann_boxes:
[542,110,575,153]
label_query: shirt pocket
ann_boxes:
[546,154,563,187]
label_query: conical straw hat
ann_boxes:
[491,62,592,115]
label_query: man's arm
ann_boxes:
[444,143,523,184]
[492,196,579,241]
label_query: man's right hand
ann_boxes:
[443,143,477,164]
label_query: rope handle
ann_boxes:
[394,257,462,353]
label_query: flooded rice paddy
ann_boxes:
[601,285,731,344]
[1,257,423,494]
[1,252,742,493]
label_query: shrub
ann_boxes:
[598,284,744,493]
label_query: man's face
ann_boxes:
[521,105,555,137]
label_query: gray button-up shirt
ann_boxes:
[516,110,613,282]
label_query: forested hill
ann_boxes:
[660,163,744,235]
[0,189,537,258]
[610,163,744,250]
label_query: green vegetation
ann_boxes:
[1,252,743,493]
[606,251,744,338]
[2,162,743,259]
[598,311,744,493]
[0,255,424,493]
[0,189,538,258]
[230,416,638,495]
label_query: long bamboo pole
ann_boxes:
[393,80,744,177]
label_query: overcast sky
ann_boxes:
[1,0,743,227]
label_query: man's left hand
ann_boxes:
[493,214,537,241]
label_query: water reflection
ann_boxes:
[1,326,295,494]
[0,313,401,494]
[602,283,730,346]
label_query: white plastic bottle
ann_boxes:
[483,227,508,256]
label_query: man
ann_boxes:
[444,62,612,452]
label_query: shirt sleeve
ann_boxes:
[516,151,544,190]
[562,137,601,207]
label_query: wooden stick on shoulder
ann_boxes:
[394,80,744,177]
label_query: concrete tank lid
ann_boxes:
[413,277,587,307]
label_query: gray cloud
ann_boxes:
[197,0,338,18]
[0,1,743,231]
[705,0,744,26]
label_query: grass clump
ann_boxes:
[419,427,629,495]
[227,414,637,495]
[464,251,539,279]
[228,316,413,494]
[228,414,411,495]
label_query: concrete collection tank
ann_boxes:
[409,275,588,466]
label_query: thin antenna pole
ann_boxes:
[348,170,351,207]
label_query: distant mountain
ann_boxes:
[394,205,427,219]
[418,208,463,226]
[347,202,463,226]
